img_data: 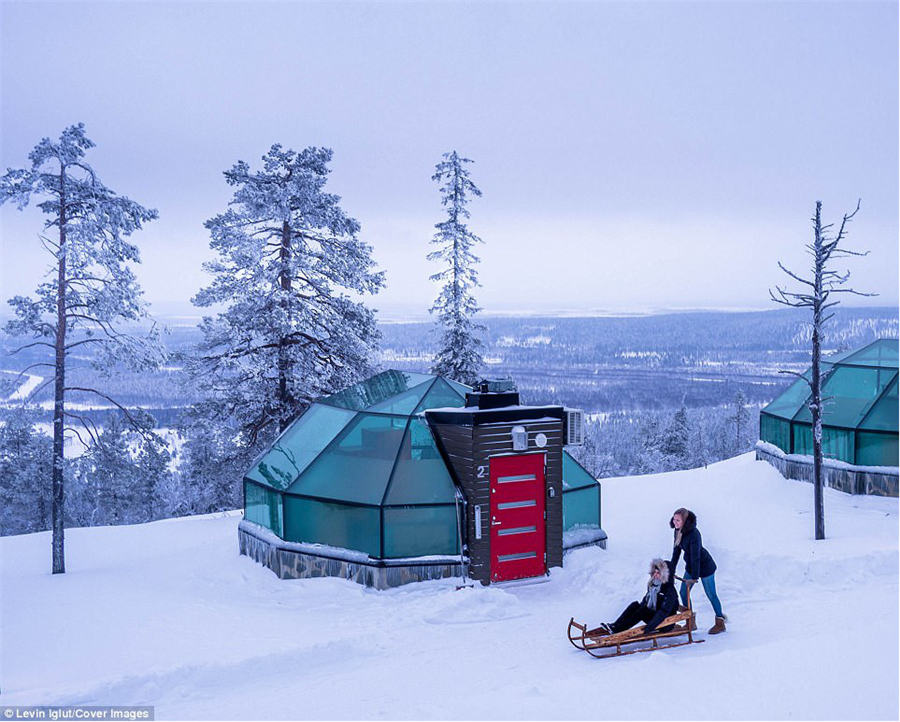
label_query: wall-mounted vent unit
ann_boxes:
[565,408,585,446]
[511,425,528,451]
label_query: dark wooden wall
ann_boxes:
[430,418,564,584]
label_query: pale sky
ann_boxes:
[1,1,897,321]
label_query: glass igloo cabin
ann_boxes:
[758,338,899,496]
[239,369,604,587]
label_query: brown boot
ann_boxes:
[708,616,726,635]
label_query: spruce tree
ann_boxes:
[189,145,384,446]
[427,151,485,386]
[662,405,692,466]
[1,123,161,572]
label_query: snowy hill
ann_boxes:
[2,453,897,720]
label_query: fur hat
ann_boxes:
[648,558,670,583]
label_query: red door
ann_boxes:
[489,453,546,582]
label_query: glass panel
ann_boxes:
[795,366,893,428]
[282,495,380,557]
[245,404,357,489]
[856,431,899,467]
[290,413,407,504]
[443,378,474,397]
[318,370,435,410]
[244,481,283,536]
[562,485,600,531]
[839,339,899,368]
[822,427,854,463]
[562,450,597,490]
[759,413,790,453]
[413,377,468,413]
[383,418,457,505]
[821,347,858,365]
[383,506,459,557]
[859,375,898,431]
[792,422,813,456]
[790,423,853,462]
[762,375,811,420]
[366,380,433,415]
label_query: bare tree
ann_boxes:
[770,200,874,540]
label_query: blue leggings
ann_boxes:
[680,573,724,618]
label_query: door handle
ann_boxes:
[491,520,501,526]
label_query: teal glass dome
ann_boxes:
[243,369,601,559]
[759,339,899,467]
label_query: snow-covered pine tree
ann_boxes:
[69,414,171,526]
[175,415,246,514]
[770,200,873,540]
[572,419,602,477]
[693,425,708,469]
[637,414,665,475]
[427,151,485,386]
[0,123,162,573]
[728,389,751,456]
[661,405,692,468]
[188,145,384,448]
[0,405,53,535]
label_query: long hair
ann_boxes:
[669,507,690,528]
[670,507,691,547]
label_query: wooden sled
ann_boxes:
[566,618,611,649]
[569,576,706,659]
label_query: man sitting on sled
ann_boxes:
[597,558,679,636]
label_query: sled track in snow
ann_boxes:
[21,637,381,710]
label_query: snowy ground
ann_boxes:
[2,453,897,720]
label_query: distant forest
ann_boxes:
[1,306,896,535]
[378,307,898,478]
[2,306,895,425]
[380,306,898,408]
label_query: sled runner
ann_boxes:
[566,619,610,649]
[567,576,706,659]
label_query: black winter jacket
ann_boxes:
[670,510,717,579]
[641,562,679,632]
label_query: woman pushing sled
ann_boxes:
[670,507,727,635]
